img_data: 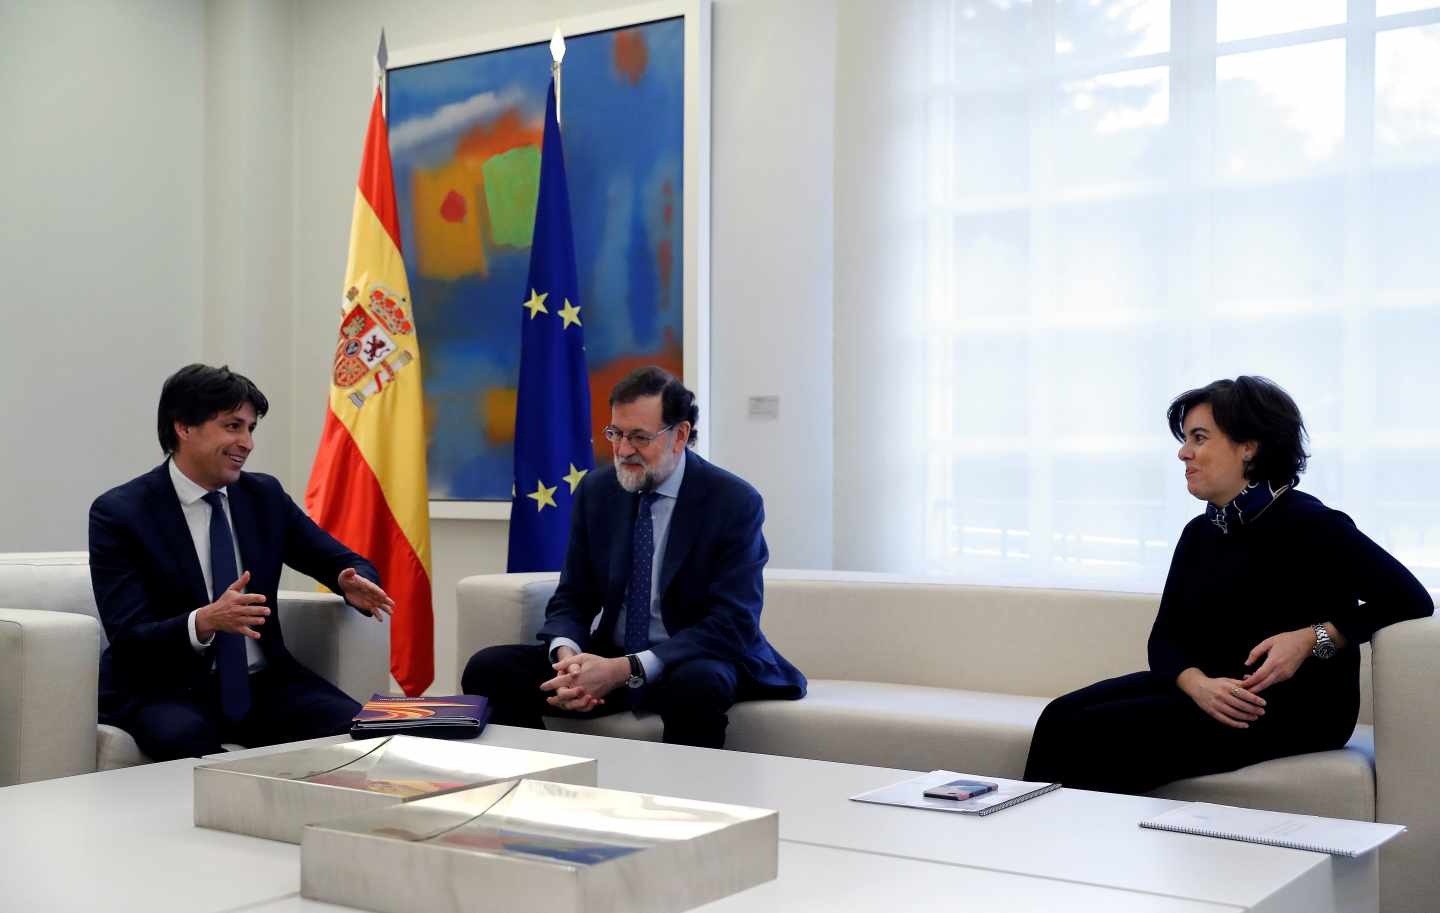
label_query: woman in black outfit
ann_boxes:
[1023,376,1433,794]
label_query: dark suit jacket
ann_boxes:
[536,450,806,699]
[89,461,379,716]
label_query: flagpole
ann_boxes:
[550,26,566,129]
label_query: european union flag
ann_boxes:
[507,77,594,572]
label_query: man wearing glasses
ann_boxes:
[462,366,806,748]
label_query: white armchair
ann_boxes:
[0,552,389,785]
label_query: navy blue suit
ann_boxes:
[464,450,805,747]
[89,462,379,759]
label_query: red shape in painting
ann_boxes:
[656,239,673,302]
[440,189,467,223]
[614,30,649,85]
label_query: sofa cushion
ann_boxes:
[758,574,1156,697]
[0,553,103,637]
[95,724,248,771]
[1149,726,1376,821]
[542,710,664,742]
[726,682,1375,822]
[96,723,148,771]
[535,681,1048,776]
[728,680,1047,777]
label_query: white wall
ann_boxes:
[708,0,835,570]
[203,0,296,481]
[832,0,928,572]
[1,0,838,693]
[0,0,206,551]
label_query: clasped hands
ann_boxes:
[1178,626,1335,730]
[196,567,394,641]
[541,647,631,712]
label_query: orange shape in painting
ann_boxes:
[483,387,519,444]
[455,109,541,163]
[413,160,487,280]
[440,189,467,223]
[613,30,648,85]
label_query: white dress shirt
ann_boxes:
[550,451,686,682]
[170,459,266,672]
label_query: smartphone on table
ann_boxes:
[923,779,999,801]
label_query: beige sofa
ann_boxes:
[0,552,389,786]
[456,568,1440,913]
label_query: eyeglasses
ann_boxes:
[602,424,673,447]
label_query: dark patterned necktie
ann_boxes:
[202,491,251,721]
[624,492,660,655]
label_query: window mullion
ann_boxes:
[1341,0,1378,511]
[1168,0,1218,527]
[1026,0,1058,579]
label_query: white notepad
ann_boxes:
[1140,802,1406,857]
[851,770,1060,817]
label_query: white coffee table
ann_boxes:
[0,725,1377,913]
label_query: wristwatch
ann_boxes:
[1311,623,1337,660]
[625,654,646,688]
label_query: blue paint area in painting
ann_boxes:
[388,18,685,502]
[627,184,659,347]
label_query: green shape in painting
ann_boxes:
[482,146,541,248]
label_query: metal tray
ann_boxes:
[194,735,596,843]
[301,777,778,913]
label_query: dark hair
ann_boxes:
[609,366,699,447]
[157,364,269,454]
[1166,376,1308,486]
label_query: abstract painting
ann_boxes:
[388,16,687,503]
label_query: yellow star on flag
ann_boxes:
[562,462,589,494]
[557,298,582,329]
[522,289,549,319]
[526,478,558,511]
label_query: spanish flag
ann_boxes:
[305,52,433,697]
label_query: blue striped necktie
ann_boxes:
[624,492,660,655]
[202,491,251,721]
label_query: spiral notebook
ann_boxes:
[1140,802,1406,857]
[850,770,1060,817]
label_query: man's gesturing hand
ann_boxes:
[338,568,394,622]
[541,653,629,712]
[196,570,268,640]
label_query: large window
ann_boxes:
[919,0,1440,590]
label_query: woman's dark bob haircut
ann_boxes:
[1166,376,1309,487]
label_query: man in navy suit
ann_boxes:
[462,366,806,749]
[89,364,395,761]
